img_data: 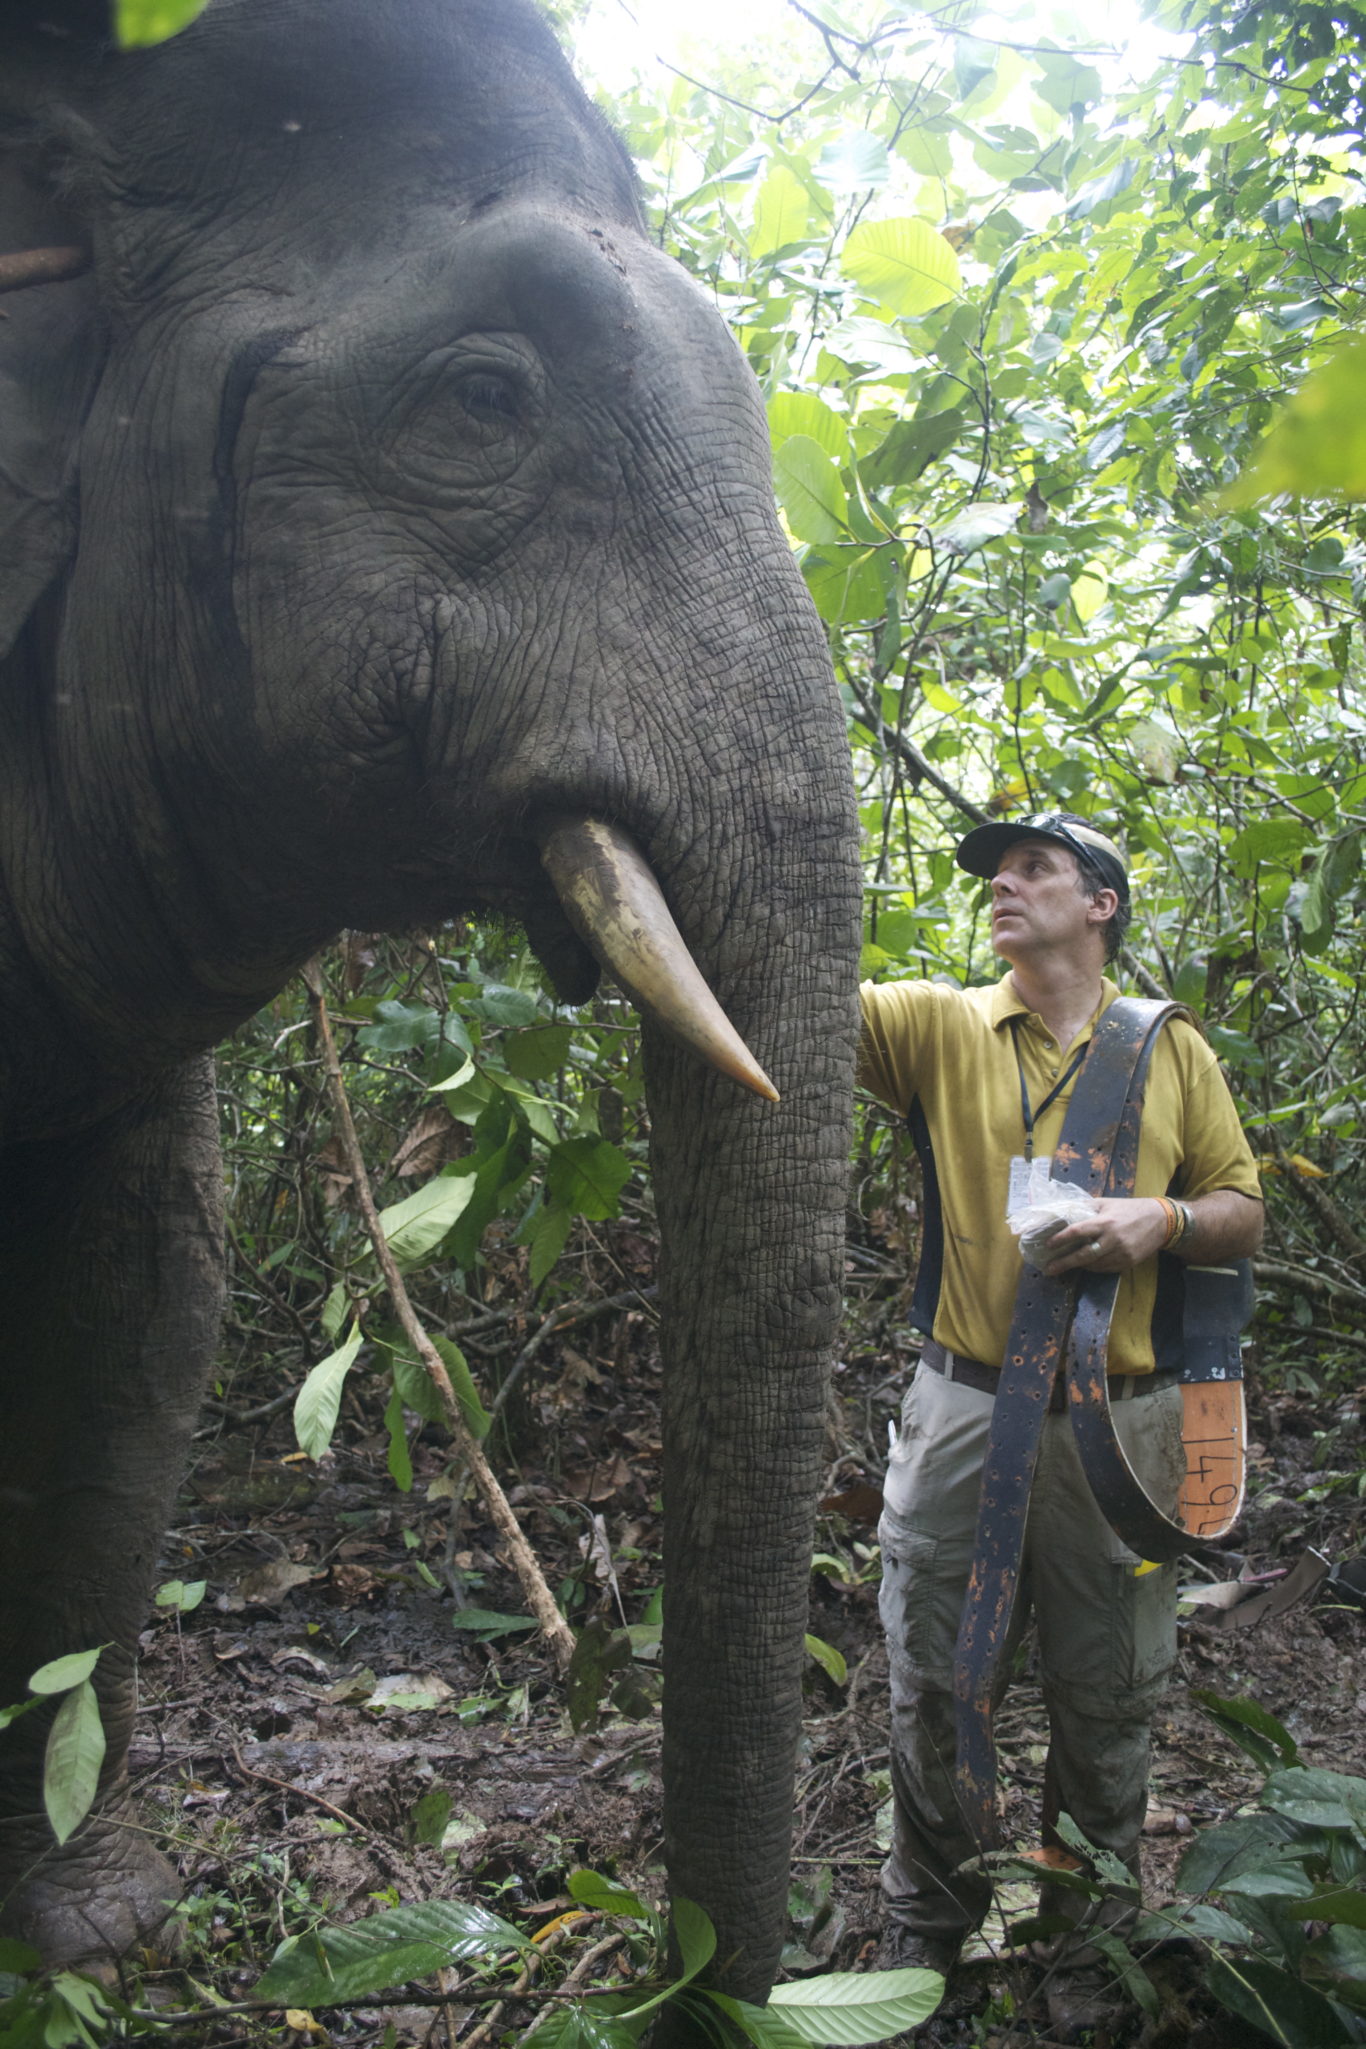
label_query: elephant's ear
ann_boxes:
[0,154,107,658]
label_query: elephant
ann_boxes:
[0,0,861,2016]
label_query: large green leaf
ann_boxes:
[840,218,961,318]
[863,410,964,488]
[377,1171,477,1270]
[523,2006,644,2049]
[1227,817,1313,878]
[1178,1811,1307,1895]
[767,1967,945,2040]
[27,1650,101,1697]
[293,1324,364,1461]
[544,1136,631,1221]
[1192,1689,1299,1774]
[774,436,848,545]
[503,1025,573,1081]
[1263,1766,1366,1833]
[115,0,209,45]
[1226,338,1366,504]
[43,1681,105,1847]
[567,1870,653,1922]
[1290,1887,1366,1931]
[1206,1951,1352,2047]
[750,165,813,257]
[767,393,851,465]
[710,1967,942,2047]
[253,1900,528,2005]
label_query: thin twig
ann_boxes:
[302,960,575,1672]
[229,1744,376,1842]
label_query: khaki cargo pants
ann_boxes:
[877,1357,1187,1945]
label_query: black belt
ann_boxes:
[921,1338,1176,1414]
[952,997,1208,1853]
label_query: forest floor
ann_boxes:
[120,1270,1366,2049]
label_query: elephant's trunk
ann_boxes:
[636,777,860,2010]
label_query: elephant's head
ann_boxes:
[0,0,861,2002]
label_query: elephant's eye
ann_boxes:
[456,373,521,427]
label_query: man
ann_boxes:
[860,812,1262,2037]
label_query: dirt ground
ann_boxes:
[121,1302,1366,2048]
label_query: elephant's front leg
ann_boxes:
[0,1057,223,1966]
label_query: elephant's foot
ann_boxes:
[0,1793,183,1970]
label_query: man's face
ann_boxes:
[989,837,1111,964]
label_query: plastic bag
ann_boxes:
[1009,1186,1099,1269]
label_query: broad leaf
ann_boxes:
[766,1967,945,2040]
[450,1607,537,1639]
[768,393,852,465]
[27,1650,101,1696]
[1263,1766,1366,1833]
[751,165,813,257]
[1226,338,1366,504]
[774,436,848,545]
[115,0,209,45]
[293,1324,364,1461]
[567,1869,653,1921]
[1193,1689,1299,1773]
[383,1385,413,1493]
[804,1634,848,1685]
[527,1202,574,1289]
[503,1025,573,1081]
[1206,1951,1351,2047]
[253,1900,528,2005]
[841,217,960,317]
[389,1327,491,1442]
[377,1172,477,1270]
[43,1681,105,1846]
[524,2006,643,2049]
[936,503,1018,553]
[545,1136,631,1221]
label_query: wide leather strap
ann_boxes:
[951,997,1186,1850]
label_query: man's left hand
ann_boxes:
[1043,1197,1168,1276]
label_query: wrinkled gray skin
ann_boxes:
[0,0,860,2014]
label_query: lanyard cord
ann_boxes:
[1009,1017,1090,1160]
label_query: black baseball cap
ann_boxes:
[955,811,1130,902]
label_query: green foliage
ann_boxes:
[1228,341,1366,505]
[0,1651,106,1851]
[1012,1696,1366,2042]
[253,1897,531,2005]
[576,0,1365,1378]
[115,0,210,47]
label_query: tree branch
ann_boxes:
[302,960,575,1673]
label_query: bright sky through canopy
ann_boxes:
[577,0,1178,96]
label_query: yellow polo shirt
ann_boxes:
[858,972,1262,1374]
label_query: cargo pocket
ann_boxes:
[878,1511,954,1691]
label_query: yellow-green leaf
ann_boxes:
[750,165,812,258]
[1224,338,1366,504]
[294,1324,364,1461]
[115,0,209,45]
[767,392,851,465]
[43,1681,105,1846]
[377,1172,476,1270]
[774,435,848,545]
[841,218,961,318]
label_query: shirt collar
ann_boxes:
[988,970,1120,1034]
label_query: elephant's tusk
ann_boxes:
[0,246,91,293]
[536,815,780,1103]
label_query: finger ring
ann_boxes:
[1090,1239,1102,1253]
